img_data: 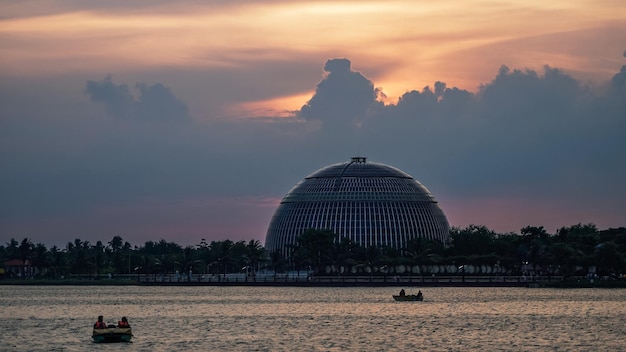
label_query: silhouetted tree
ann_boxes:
[108,235,125,273]
[212,239,235,276]
[31,243,50,277]
[293,229,335,273]
[244,240,266,278]
[594,242,624,276]
[2,223,623,281]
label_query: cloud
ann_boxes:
[609,60,626,94]
[299,58,383,129]
[296,57,625,217]
[85,76,190,121]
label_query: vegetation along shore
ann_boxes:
[2,223,625,288]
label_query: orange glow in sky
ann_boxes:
[2,0,625,114]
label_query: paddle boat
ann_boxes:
[92,323,132,343]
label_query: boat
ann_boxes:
[92,326,133,343]
[393,294,423,301]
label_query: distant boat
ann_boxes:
[92,325,132,343]
[393,294,423,301]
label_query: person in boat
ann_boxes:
[94,315,107,329]
[117,316,130,328]
[399,289,406,296]
[416,290,423,300]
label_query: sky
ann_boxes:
[1,0,625,248]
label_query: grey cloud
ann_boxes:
[299,58,383,129]
[135,83,190,121]
[85,76,190,121]
[610,62,626,94]
[389,82,475,121]
[478,65,584,123]
[299,57,624,209]
[84,76,135,117]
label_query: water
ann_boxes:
[0,285,624,351]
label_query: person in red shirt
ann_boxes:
[117,316,130,328]
[94,316,107,329]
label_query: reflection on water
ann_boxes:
[0,286,624,351]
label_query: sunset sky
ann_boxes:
[1,1,625,247]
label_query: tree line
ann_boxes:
[1,223,625,280]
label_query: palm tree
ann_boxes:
[269,250,286,280]
[48,245,65,278]
[328,237,357,275]
[17,238,34,278]
[354,245,385,278]
[294,229,335,273]
[153,239,179,275]
[108,236,125,274]
[177,246,201,281]
[31,243,50,278]
[67,239,90,277]
[196,238,210,274]
[405,238,445,268]
[5,238,19,259]
[92,241,106,278]
[211,240,235,277]
[244,240,265,280]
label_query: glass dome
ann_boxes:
[265,157,450,256]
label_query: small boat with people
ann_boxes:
[393,294,424,301]
[393,289,424,301]
[92,315,133,343]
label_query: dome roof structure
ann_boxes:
[265,157,450,256]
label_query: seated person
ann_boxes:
[94,316,107,329]
[117,316,130,328]
[399,289,406,296]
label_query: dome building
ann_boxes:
[265,157,450,257]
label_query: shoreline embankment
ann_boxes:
[2,276,624,288]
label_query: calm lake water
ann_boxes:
[0,285,624,351]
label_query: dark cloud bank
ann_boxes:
[1,55,625,244]
[299,58,625,197]
[85,76,190,121]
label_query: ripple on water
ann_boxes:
[0,286,625,351]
